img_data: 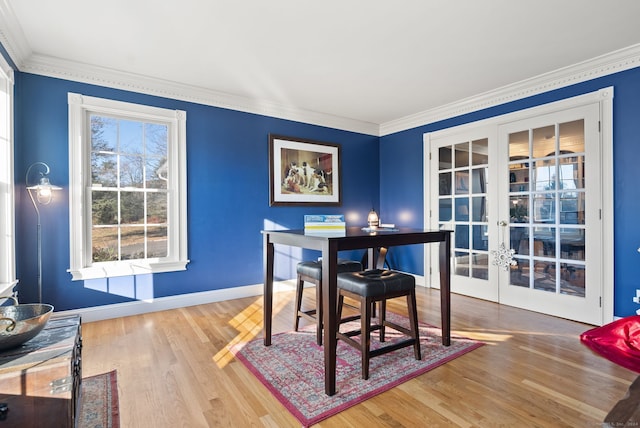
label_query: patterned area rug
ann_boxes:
[78,370,120,428]
[233,312,482,427]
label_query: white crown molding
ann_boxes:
[380,43,640,136]
[0,0,30,69]
[21,53,381,136]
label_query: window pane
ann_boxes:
[471,253,488,280]
[147,193,167,224]
[511,226,528,255]
[532,125,555,158]
[560,228,585,261]
[439,199,452,222]
[147,158,168,189]
[455,170,469,194]
[120,155,144,187]
[455,224,469,249]
[120,192,144,224]
[559,120,584,154]
[510,258,529,287]
[454,251,469,277]
[560,156,584,189]
[471,168,487,194]
[120,120,143,154]
[533,227,555,257]
[560,263,585,297]
[91,153,117,187]
[121,226,145,260]
[508,130,528,159]
[509,163,529,192]
[92,226,118,262]
[147,226,168,258]
[91,116,117,152]
[471,139,488,165]
[439,172,451,196]
[455,142,469,168]
[92,191,118,225]
[533,159,556,191]
[472,225,488,251]
[455,198,469,221]
[472,196,487,222]
[533,261,556,292]
[510,196,529,223]
[145,123,168,156]
[439,146,452,170]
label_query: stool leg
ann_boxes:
[407,289,421,360]
[337,294,345,322]
[362,295,372,380]
[315,279,323,346]
[294,274,304,332]
[379,299,386,343]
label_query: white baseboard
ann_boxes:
[55,274,426,323]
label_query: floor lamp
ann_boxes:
[26,162,61,303]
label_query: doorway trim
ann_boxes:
[424,87,614,324]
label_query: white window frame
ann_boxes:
[68,93,189,280]
[0,55,16,296]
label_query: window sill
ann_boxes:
[68,259,190,281]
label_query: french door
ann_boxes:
[497,104,601,324]
[428,126,500,301]
[426,99,605,325]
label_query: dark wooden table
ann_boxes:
[262,226,452,396]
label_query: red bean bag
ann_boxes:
[581,316,640,373]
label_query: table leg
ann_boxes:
[263,234,274,346]
[321,241,338,396]
[439,232,451,346]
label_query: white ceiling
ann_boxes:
[3,0,640,133]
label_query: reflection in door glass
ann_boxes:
[439,147,452,169]
[472,253,489,280]
[507,119,586,298]
[560,263,585,295]
[440,139,490,282]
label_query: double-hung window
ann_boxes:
[68,93,188,280]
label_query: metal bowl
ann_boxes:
[0,303,54,351]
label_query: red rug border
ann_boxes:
[233,324,483,427]
[82,369,120,428]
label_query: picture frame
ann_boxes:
[269,134,341,206]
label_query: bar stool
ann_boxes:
[336,269,421,380]
[295,259,363,345]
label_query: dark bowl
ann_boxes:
[0,304,54,351]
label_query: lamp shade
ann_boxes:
[26,164,61,205]
[367,209,379,228]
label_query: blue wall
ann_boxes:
[14,73,378,310]
[12,64,640,319]
[380,67,640,319]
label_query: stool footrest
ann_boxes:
[383,321,412,337]
[338,324,382,339]
[369,338,417,358]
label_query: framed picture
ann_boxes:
[269,134,341,206]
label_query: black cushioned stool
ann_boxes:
[295,259,363,345]
[336,269,421,380]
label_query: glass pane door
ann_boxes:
[431,128,498,302]
[498,103,601,325]
[508,121,586,296]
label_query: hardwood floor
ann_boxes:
[81,288,635,427]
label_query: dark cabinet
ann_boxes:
[0,314,82,427]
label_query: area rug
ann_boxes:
[232,312,482,427]
[77,370,120,428]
